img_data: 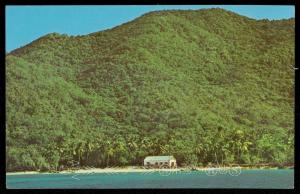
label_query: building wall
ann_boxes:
[144,160,169,166]
[144,160,176,167]
[169,159,177,167]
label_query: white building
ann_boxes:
[144,156,177,168]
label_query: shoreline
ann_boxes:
[6,165,294,175]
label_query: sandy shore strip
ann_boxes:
[6,165,289,175]
[6,167,183,175]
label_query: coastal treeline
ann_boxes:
[6,8,294,171]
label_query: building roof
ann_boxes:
[144,156,175,161]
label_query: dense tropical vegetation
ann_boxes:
[6,8,294,171]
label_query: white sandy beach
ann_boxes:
[6,165,285,175]
[6,166,184,175]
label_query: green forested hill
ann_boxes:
[6,8,295,171]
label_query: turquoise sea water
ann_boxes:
[6,169,294,189]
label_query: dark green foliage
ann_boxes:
[6,8,294,171]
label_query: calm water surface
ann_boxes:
[6,169,294,189]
